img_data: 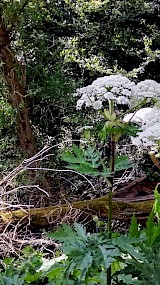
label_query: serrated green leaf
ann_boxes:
[74,223,87,240]
[61,150,85,164]
[61,146,102,176]
[72,144,84,159]
[65,163,101,176]
[48,223,76,242]
[151,225,160,246]
[47,265,64,280]
[145,210,155,246]
[4,258,15,265]
[24,272,41,282]
[118,273,143,284]
[113,236,145,261]
[85,147,101,166]
[115,155,133,172]
[98,245,119,269]
[78,252,93,278]
[129,215,140,238]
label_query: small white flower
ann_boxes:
[103,92,115,100]
[75,75,160,115]
[95,87,106,94]
[111,87,120,94]
[121,89,131,97]
[116,96,130,106]
[93,100,103,110]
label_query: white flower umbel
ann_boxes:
[126,108,160,147]
[123,108,153,125]
[132,79,160,100]
[75,75,135,110]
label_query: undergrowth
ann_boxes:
[1,186,160,285]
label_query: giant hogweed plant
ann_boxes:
[60,75,160,284]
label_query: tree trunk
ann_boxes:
[0,16,37,158]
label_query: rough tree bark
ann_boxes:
[0,16,37,158]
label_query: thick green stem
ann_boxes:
[108,136,115,235]
[107,99,116,285]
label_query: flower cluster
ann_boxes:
[123,108,153,125]
[75,75,135,110]
[124,108,160,147]
[75,75,160,111]
[75,75,160,147]
[132,79,160,100]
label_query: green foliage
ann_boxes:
[61,145,102,175]
[129,215,140,238]
[114,156,134,172]
[0,100,14,131]
[1,204,160,285]
[49,223,120,284]
[1,2,160,283]
[60,0,160,82]
[0,247,43,285]
[100,120,140,141]
[1,0,160,157]
[0,134,22,175]
[153,183,160,221]
[112,203,160,284]
[46,208,160,284]
[61,144,133,177]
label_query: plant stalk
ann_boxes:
[108,135,115,235]
[107,99,115,285]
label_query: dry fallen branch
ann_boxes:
[0,141,95,210]
[0,194,154,227]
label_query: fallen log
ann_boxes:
[0,195,154,226]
